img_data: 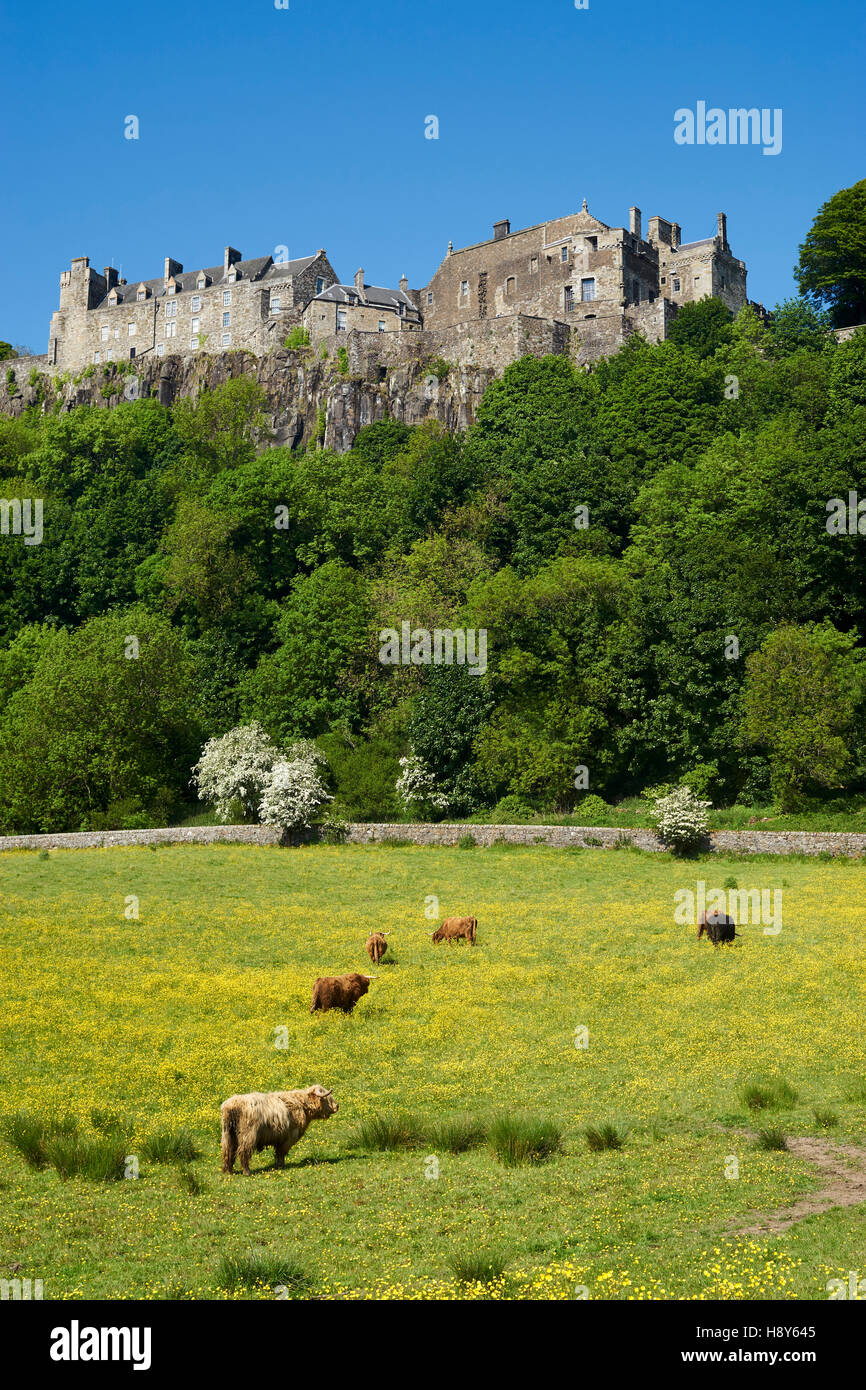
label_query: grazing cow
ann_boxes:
[697,909,737,945]
[366,931,388,965]
[310,972,375,1014]
[431,915,478,945]
[220,1084,338,1176]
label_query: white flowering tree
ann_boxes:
[651,785,711,852]
[396,752,450,819]
[258,741,333,830]
[191,721,279,821]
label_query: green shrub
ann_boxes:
[177,1166,206,1196]
[284,326,310,350]
[488,1115,562,1167]
[336,346,349,376]
[457,834,476,849]
[574,794,611,825]
[813,1106,838,1129]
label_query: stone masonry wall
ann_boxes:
[2,822,866,858]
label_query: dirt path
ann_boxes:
[731,1136,866,1235]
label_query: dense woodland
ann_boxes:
[1,285,865,833]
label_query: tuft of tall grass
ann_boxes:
[1,1112,78,1169]
[356,1114,425,1150]
[45,1132,127,1181]
[216,1253,310,1294]
[177,1166,206,1196]
[584,1122,626,1152]
[813,1107,838,1129]
[755,1126,788,1152]
[488,1115,562,1167]
[141,1128,202,1164]
[446,1250,508,1284]
[740,1076,798,1112]
[427,1115,488,1153]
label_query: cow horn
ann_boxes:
[366,974,377,980]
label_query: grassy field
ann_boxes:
[0,842,864,1301]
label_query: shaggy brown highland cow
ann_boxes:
[366,931,388,965]
[310,972,375,1013]
[431,916,478,945]
[697,909,737,945]
[220,1084,338,1175]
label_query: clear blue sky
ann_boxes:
[1,0,863,350]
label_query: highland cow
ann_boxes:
[431,916,478,945]
[697,909,737,945]
[220,1084,338,1175]
[366,931,388,965]
[310,972,375,1013]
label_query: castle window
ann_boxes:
[561,246,569,262]
[223,312,230,328]
[101,326,109,341]
[505,276,516,296]
[157,342,164,355]
[191,318,200,335]
[165,301,177,317]
[460,280,469,297]
[166,322,176,338]
[192,296,201,313]
[564,286,574,313]
[661,276,666,285]
[427,292,433,305]
[137,290,146,302]
[128,322,136,336]
[222,333,231,347]
[93,351,101,363]
[316,277,325,294]
[224,290,231,306]
[190,336,200,349]
[530,256,538,273]
[337,310,347,330]
[197,276,206,289]
[270,296,280,313]
[580,278,596,302]
[167,283,176,295]
[378,320,386,333]
[228,271,237,283]
[673,278,681,293]
[586,236,597,251]
[114,328,119,339]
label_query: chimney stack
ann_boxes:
[717,212,728,248]
[493,219,511,241]
[164,256,183,285]
[671,222,681,251]
[354,267,365,294]
[224,246,242,274]
[629,206,642,239]
[104,266,119,293]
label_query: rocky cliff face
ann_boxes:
[0,347,498,452]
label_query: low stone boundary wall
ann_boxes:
[1,822,865,858]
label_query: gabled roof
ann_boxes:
[314,282,416,311]
[263,254,321,281]
[92,254,281,309]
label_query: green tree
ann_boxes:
[0,608,201,832]
[796,180,866,327]
[739,623,865,809]
[666,296,733,359]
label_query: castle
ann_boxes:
[43,200,749,374]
